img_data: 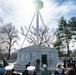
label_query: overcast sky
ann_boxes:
[0,0,76,49]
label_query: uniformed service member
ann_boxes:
[4,65,20,75]
[22,66,36,75]
[42,64,51,75]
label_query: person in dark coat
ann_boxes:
[65,68,75,75]
[2,58,9,67]
[63,58,67,68]
[22,66,36,75]
[26,62,30,68]
[22,69,28,75]
[42,64,51,75]
[54,63,64,75]
[23,62,31,75]
[4,65,20,75]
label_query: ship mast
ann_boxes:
[33,0,43,45]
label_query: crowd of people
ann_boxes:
[0,57,76,75]
[63,57,76,70]
[22,57,76,75]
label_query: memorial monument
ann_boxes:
[14,0,59,68]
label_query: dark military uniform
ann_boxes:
[22,70,28,75]
[63,59,67,68]
[4,65,20,75]
[22,66,36,75]
[4,73,20,75]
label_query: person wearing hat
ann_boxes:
[42,64,51,75]
[54,63,64,75]
[22,66,36,75]
[4,65,20,75]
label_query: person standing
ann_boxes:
[63,58,67,68]
[22,68,28,75]
[27,66,36,75]
[26,62,30,69]
[54,63,64,75]
[65,68,75,75]
[42,64,51,75]
[4,65,20,75]
[2,58,9,67]
[22,66,36,75]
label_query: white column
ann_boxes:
[36,10,39,45]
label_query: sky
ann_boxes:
[0,0,76,50]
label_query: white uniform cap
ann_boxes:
[27,66,35,72]
[5,65,14,71]
[43,64,47,68]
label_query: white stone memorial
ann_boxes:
[15,46,59,67]
[14,0,60,68]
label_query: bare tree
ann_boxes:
[20,25,55,47]
[0,23,18,60]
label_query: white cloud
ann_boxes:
[0,0,76,48]
[0,0,76,27]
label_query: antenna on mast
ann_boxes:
[20,0,44,47]
[33,0,44,45]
